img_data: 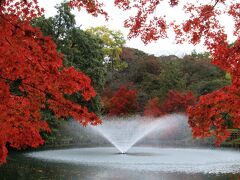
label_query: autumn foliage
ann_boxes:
[107,86,139,116]
[187,86,240,145]
[144,91,196,117]
[0,0,101,163]
[144,97,163,117]
[162,91,196,113]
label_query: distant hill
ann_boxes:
[101,47,230,113]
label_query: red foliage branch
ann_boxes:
[1,0,44,21]
[68,0,108,19]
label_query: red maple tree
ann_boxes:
[144,97,163,117]
[144,91,196,117]
[107,86,139,116]
[162,91,196,114]
[0,0,102,163]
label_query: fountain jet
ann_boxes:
[92,113,187,153]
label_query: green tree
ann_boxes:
[182,55,230,96]
[86,26,127,71]
[32,3,75,47]
[32,3,106,91]
[137,58,187,100]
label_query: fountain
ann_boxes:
[25,113,240,175]
[91,114,185,153]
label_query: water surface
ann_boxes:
[1,147,240,180]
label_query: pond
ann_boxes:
[1,146,240,180]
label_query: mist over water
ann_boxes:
[61,113,213,148]
[25,113,240,175]
[92,114,187,153]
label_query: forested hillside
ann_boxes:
[102,47,230,115]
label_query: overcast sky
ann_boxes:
[38,0,236,57]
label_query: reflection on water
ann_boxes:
[1,150,240,180]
